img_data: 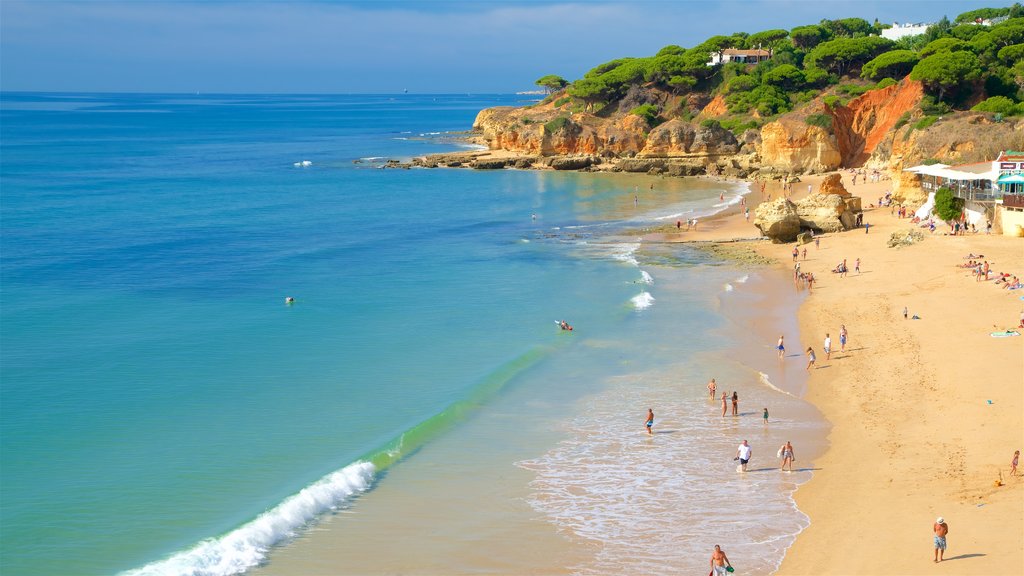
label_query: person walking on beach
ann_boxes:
[855,258,861,274]
[802,248,807,260]
[823,333,832,361]
[731,391,738,416]
[933,517,948,562]
[815,236,820,250]
[792,247,799,262]
[736,440,752,472]
[721,392,728,417]
[645,408,654,436]
[780,441,795,472]
[763,407,769,424]
[777,335,785,358]
[903,306,908,320]
[805,347,816,371]
[710,545,732,576]
[1011,450,1019,476]
[839,324,848,353]
[708,378,717,399]
[744,207,749,221]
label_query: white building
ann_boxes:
[706,48,772,67]
[881,22,933,41]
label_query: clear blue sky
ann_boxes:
[0,0,1006,94]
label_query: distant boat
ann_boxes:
[293,160,312,167]
[404,88,408,94]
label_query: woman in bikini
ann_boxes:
[731,391,738,416]
[721,392,728,417]
[780,441,795,472]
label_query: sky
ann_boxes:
[0,0,1008,94]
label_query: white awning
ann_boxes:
[903,163,950,174]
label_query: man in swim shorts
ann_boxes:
[839,325,848,352]
[736,440,752,472]
[933,517,948,562]
[777,335,785,359]
[645,408,654,436]
[710,545,732,576]
[823,333,831,360]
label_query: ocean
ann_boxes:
[0,92,825,575]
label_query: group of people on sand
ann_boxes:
[961,254,1023,290]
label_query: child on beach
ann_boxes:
[806,347,816,371]
[1012,450,1020,476]
[763,407,769,424]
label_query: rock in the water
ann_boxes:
[754,198,802,243]
[472,158,509,170]
[547,156,596,170]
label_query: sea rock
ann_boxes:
[472,158,509,170]
[795,193,853,233]
[753,198,802,243]
[547,156,596,170]
[617,158,666,173]
[818,173,850,197]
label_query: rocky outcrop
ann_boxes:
[545,156,598,170]
[754,198,802,243]
[754,191,860,242]
[796,193,857,232]
[818,173,850,196]
[758,119,842,174]
[639,119,740,157]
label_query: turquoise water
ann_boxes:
[0,93,747,575]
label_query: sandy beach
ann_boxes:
[722,174,1024,575]
[646,170,1023,574]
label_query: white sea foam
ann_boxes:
[610,243,641,267]
[518,371,813,575]
[123,462,375,576]
[759,371,795,397]
[292,160,312,167]
[631,292,654,310]
[639,270,653,285]
[724,283,734,292]
[735,274,749,284]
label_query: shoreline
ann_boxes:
[747,177,1024,574]
[251,172,827,575]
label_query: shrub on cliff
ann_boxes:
[972,95,1023,116]
[933,187,964,222]
[630,104,661,127]
[804,113,833,131]
[543,116,571,134]
[790,25,829,49]
[763,64,806,89]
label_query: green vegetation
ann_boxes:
[914,115,940,130]
[933,187,964,221]
[544,116,571,134]
[804,113,833,130]
[630,104,661,127]
[972,95,1023,115]
[894,111,912,129]
[861,50,920,80]
[527,5,1022,133]
[535,74,568,93]
[910,51,981,101]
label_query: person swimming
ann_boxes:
[285,297,295,305]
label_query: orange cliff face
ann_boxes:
[830,79,924,166]
[757,119,842,173]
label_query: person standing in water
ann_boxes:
[645,408,654,435]
[708,378,717,399]
[710,545,732,576]
[721,392,728,417]
[777,335,785,358]
[780,441,795,472]
[736,440,752,472]
[763,407,769,424]
[731,391,738,416]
